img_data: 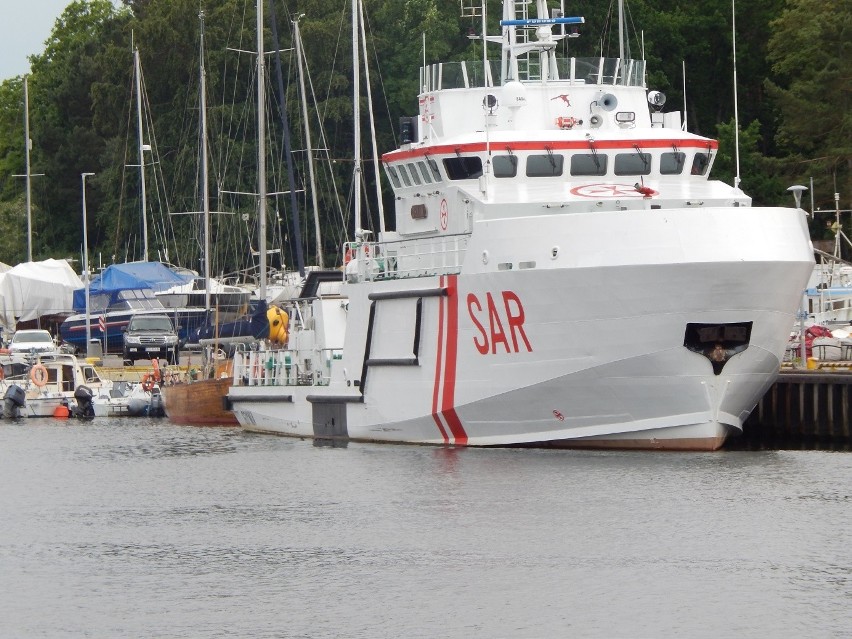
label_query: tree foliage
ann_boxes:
[766,0,852,210]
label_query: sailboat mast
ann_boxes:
[267,0,306,278]
[257,0,267,299]
[618,0,625,60]
[352,0,361,239]
[358,0,385,234]
[294,18,324,268]
[134,47,149,262]
[23,75,32,262]
[199,11,211,312]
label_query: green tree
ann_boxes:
[713,118,786,206]
[26,0,130,261]
[766,0,852,209]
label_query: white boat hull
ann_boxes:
[228,4,815,451]
[229,207,813,450]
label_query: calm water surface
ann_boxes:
[0,418,850,638]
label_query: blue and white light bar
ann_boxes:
[499,17,585,27]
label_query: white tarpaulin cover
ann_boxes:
[0,259,83,329]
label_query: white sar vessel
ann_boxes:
[228,0,814,450]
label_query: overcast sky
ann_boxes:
[0,0,81,81]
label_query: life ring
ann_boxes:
[30,364,48,387]
[151,357,161,382]
[344,245,370,264]
[140,373,156,392]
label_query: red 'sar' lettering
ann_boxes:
[502,291,532,353]
[467,294,489,355]
[466,290,533,354]
[486,292,510,354]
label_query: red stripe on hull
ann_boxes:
[431,276,450,442]
[441,275,467,445]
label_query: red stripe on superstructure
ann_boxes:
[383,138,719,162]
[440,275,468,445]
[431,275,449,442]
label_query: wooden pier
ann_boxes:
[740,369,852,447]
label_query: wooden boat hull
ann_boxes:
[161,377,237,426]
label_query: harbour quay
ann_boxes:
[741,370,852,447]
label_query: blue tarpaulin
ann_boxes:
[72,262,193,312]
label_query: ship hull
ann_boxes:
[161,377,237,426]
[229,206,813,450]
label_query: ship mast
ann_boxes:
[199,11,211,312]
[256,0,267,300]
[294,17,324,268]
[352,0,361,241]
[24,76,33,262]
[134,47,149,262]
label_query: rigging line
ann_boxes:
[621,0,639,61]
[360,5,397,150]
[113,62,135,257]
[217,0,245,177]
[319,2,349,126]
[302,44,347,235]
[358,0,385,234]
[217,0,252,208]
[140,67,179,264]
[266,0,305,276]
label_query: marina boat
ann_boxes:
[0,352,155,418]
[227,0,814,450]
[59,262,210,352]
[160,363,237,426]
[161,303,288,426]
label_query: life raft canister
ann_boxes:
[267,305,289,344]
[555,116,578,129]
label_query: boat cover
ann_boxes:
[0,259,83,329]
[186,300,270,345]
[71,262,193,312]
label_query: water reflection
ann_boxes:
[313,436,348,449]
[727,436,851,452]
[2,417,851,639]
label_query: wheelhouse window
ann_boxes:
[398,165,412,186]
[691,152,711,176]
[614,152,651,176]
[406,163,422,185]
[416,161,433,184]
[443,156,483,180]
[493,155,518,178]
[570,153,607,176]
[385,165,401,188]
[660,152,686,175]
[427,158,442,181]
[527,153,564,177]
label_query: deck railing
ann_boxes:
[344,233,470,283]
[233,347,341,388]
[420,57,645,92]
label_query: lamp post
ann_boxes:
[787,184,808,368]
[81,172,95,356]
